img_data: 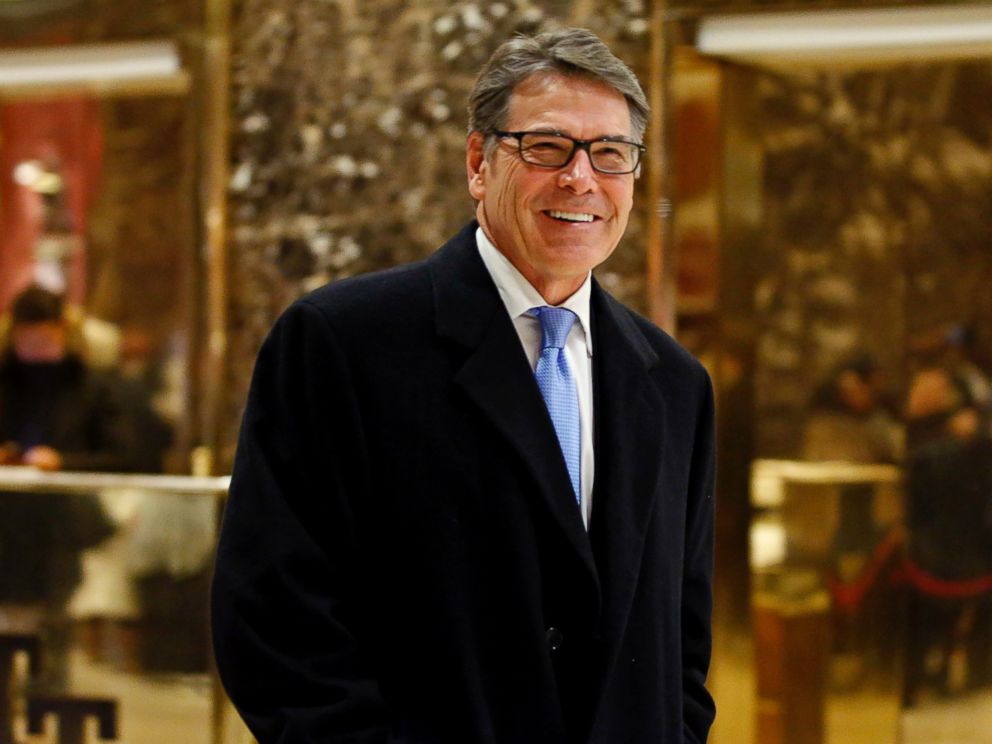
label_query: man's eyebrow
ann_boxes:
[525,127,634,141]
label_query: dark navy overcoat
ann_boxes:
[212,222,716,743]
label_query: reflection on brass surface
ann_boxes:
[0,466,229,496]
[0,72,190,102]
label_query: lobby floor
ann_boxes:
[709,622,992,744]
[9,633,991,744]
[15,651,211,744]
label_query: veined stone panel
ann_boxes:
[751,61,992,456]
[223,0,653,462]
[667,0,927,11]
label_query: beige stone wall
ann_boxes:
[222,0,653,461]
[222,0,992,462]
[667,0,915,10]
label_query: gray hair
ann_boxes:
[468,27,649,154]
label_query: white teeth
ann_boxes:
[548,210,595,223]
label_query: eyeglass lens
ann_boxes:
[517,133,639,173]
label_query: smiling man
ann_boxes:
[213,27,716,744]
[467,72,637,305]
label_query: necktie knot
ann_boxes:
[532,306,577,351]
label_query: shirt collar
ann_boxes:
[476,226,594,357]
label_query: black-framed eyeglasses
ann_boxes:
[492,130,645,175]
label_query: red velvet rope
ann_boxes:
[827,526,992,609]
[901,558,992,600]
[828,527,903,613]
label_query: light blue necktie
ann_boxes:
[531,306,581,505]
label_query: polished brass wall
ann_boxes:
[747,61,992,457]
[685,22,992,744]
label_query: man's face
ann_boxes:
[11,321,66,363]
[467,73,636,302]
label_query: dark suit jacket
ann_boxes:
[212,221,716,744]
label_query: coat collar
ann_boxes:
[429,223,597,584]
[587,285,668,696]
[429,222,668,645]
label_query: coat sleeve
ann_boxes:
[681,369,717,744]
[211,299,402,744]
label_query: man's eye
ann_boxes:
[593,144,633,166]
[525,139,568,152]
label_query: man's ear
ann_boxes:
[466,131,487,201]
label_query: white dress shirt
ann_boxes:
[475,227,595,528]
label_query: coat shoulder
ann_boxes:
[263,260,437,361]
[601,292,710,385]
[300,260,433,324]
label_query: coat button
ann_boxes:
[546,627,564,652]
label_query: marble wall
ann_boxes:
[222,0,652,460]
[222,0,992,463]
[668,0,912,9]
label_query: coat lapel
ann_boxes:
[429,224,599,585]
[588,283,667,671]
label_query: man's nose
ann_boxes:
[557,148,597,193]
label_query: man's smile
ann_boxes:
[542,209,601,223]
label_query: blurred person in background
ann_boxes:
[0,284,136,472]
[0,284,136,689]
[903,366,992,705]
[802,354,903,686]
[803,353,902,466]
[909,323,992,434]
[941,324,992,431]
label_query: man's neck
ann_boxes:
[531,276,585,307]
[476,224,587,306]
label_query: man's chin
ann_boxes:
[534,234,617,270]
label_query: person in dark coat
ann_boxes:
[903,367,992,703]
[0,286,137,473]
[0,285,134,688]
[212,28,716,744]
